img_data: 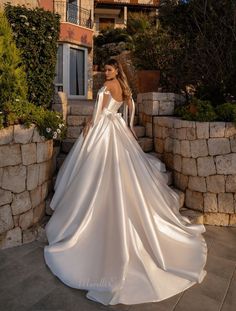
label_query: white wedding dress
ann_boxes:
[44,86,207,305]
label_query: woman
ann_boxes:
[44,59,207,306]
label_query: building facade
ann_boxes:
[0,0,94,99]
[94,0,159,34]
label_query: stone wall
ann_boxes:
[0,125,54,249]
[138,92,236,226]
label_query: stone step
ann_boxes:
[56,152,67,170]
[69,102,94,116]
[134,125,145,138]
[138,137,153,152]
[61,139,76,154]
[179,207,204,224]
[66,126,83,139]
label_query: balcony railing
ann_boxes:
[54,1,93,29]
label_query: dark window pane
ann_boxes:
[70,48,85,96]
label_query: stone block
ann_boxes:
[0,144,22,167]
[218,193,234,213]
[22,227,36,244]
[204,193,217,212]
[204,213,229,226]
[182,157,197,176]
[206,175,225,193]
[229,214,236,227]
[38,160,52,185]
[0,126,13,145]
[0,204,14,234]
[41,181,49,201]
[173,139,181,154]
[173,119,182,129]
[158,101,174,115]
[27,163,39,190]
[173,171,189,191]
[30,186,42,208]
[2,165,26,193]
[186,127,196,140]
[180,120,196,128]
[33,202,45,224]
[0,168,2,188]
[36,140,53,163]
[154,138,164,153]
[162,152,173,169]
[67,115,87,126]
[164,137,174,153]
[225,123,236,137]
[162,127,170,139]
[197,156,216,176]
[230,135,236,152]
[19,209,33,230]
[176,128,187,140]
[70,104,94,116]
[155,116,175,128]
[21,143,37,165]
[190,139,208,158]
[1,227,22,249]
[32,127,45,143]
[180,140,191,157]
[185,189,204,211]
[188,176,206,192]
[226,175,236,192]
[145,123,152,137]
[210,122,225,137]
[0,189,12,206]
[196,122,209,139]
[173,154,182,172]
[208,138,230,155]
[11,191,31,215]
[14,124,34,144]
[143,100,159,115]
[215,153,236,174]
[13,215,19,226]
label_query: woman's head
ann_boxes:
[104,58,132,100]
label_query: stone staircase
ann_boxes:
[54,100,203,225]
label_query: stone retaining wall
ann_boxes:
[137,92,236,226]
[0,125,54,249]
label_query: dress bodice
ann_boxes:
[104,96,124,113]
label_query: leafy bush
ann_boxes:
[4,3,60,108]
[1,98,66,140]
[215,103,236,123]
[0,10,28,106]
[174,97,217,121]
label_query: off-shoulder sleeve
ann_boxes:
[91,86,110,125]
[122,96,135,132]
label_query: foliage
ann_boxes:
[0,10,28,107]
[158,0,236,104]
[174,97,217,121]
[4,3,60,108]
[1,98,66,140]
[215,103,236,123]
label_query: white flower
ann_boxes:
[53,132,57,139]
[25,22,29,26]
[56,115,60,119]
[48,35,52,40]
[11,23,15,27]
[58,123,64,128]
[46,128,51,133]
[56,128,61,134]
[32,26,36,31]
[19,15,27,19]
[15,99,20,102]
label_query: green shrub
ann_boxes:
[2,98,66,140]
[0,10,28,107]
[174,97,217,121]
[4,3,60,108]
[215,103,236,123]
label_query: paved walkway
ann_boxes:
[0,225,235,311]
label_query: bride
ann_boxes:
[44,58,207,305]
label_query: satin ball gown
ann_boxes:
[44,86,207,305]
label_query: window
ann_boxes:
[69,47,85,96]
[55,44,63,91]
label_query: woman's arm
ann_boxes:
[126,97,138,140]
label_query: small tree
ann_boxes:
[0,10,28,108]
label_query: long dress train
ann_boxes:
[44,86,207,305]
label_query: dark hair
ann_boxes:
[104,58,132,100]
